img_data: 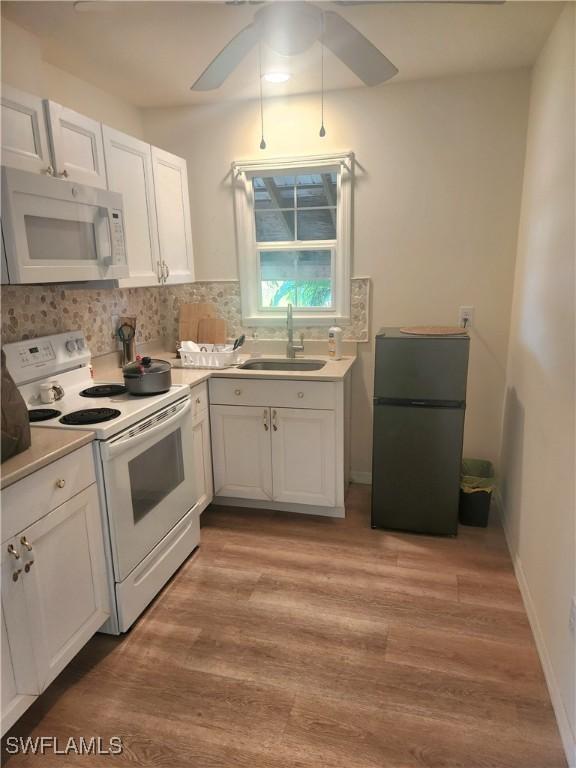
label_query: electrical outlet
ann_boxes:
[570,597,576,634]
[459,306,475,329]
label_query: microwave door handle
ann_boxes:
[95,206,113,269]
[101,399,192,460]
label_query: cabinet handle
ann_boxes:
[196,397,201,404]
[157,261,164,284]
[20,536,33,552]
[263,409,269,431]
[24,561,34,573]
[272,409,278,431]
[56,478,66,489]
[163,262,170,281]
[7,544,20,560]
[12,569,22,583]
[234,388,242,396]
[43,165,55,176]
[55,169,69,178]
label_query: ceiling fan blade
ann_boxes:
[191,22,261,91]
[323,10,398,86]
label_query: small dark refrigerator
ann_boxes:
[371,328,470,535]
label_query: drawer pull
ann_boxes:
[56,479,66,489]
[24,561,34,573]
[20,536,33,552]
[263,409,269,431]
[7,544,20,560]
[272,409,278,432]
[297,392,304,399]
[234,389,242,396]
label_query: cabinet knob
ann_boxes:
[20,536,33,552]
[297,392,304,399]
[196,397,201,404]
[24,561,35,573]
[234,389,242,396]
[12,569,22,582]
[7,544,20,560]
[56,478,66,489]
[43,165,54,176]
[57,169,69,178]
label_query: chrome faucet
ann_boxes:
[286,303,304,359]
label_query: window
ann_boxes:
[233,153,353,325]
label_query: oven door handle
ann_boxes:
[100,398,192,460]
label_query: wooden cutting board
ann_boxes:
[178,303,217,342]
[400,326,468,336]
[198,318,227,345]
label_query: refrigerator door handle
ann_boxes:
[374,397,465,409]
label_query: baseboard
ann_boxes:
[350,470,372,485]
[495,491,576,767]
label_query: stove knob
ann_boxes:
[65,340,76,353]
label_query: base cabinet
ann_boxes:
[271,408,336,507]
[1,478,110,735]
[210,397,339,510]
[210,405,273,501]
[191,408,214,514]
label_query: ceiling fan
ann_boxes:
[191,1,399,90]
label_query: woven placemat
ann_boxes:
[399,326,468,336]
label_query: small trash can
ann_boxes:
[459,459,495,528]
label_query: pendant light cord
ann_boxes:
[259,43,266,150]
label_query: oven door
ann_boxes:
[1,166,128,283]
[99,397,197,582]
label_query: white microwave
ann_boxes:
[1,166,128,284]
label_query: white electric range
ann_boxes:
[4,331,201,634]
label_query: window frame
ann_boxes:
[232,152,353,326]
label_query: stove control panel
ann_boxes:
[4,331,91,386]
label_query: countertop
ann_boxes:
[92,353,356,387]
[1,428,94,490]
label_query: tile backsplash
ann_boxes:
[1,278,370,354]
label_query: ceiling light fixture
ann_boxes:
[262,72,291,84]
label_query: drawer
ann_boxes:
[190,382,209,416]
[2,444,96,542]
[209,378,336,410]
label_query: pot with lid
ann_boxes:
[123,356,172,395]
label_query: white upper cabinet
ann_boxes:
[0,85,51,175]
[103,125,162,287]
[45,101,107,188]
[151,146,194,284]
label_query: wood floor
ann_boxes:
[3,485,566,767]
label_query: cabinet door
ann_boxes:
[1,539,40,736]
[271,408,336,507]
[151,146,194,284]
[192,410,214,514]
[0,85,51,174]
[210,405,272,500]
[19,484,110,691]
[1,224,10,284]
[103,125,162,287]
[45,101,107,188]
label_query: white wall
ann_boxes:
[143,69,530,474]
[1,17,144,138]
[499,6,575,765]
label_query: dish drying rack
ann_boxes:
[178,343,239,369]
